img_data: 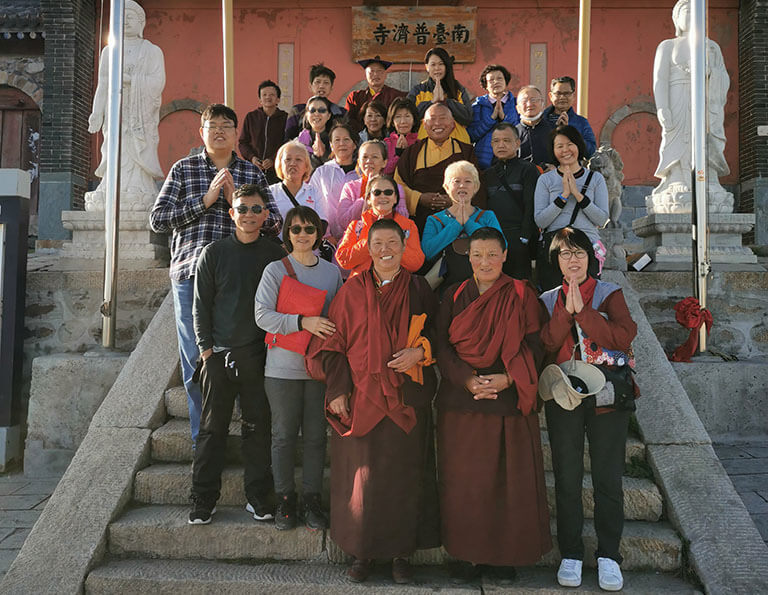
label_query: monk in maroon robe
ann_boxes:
[435,227,551,583]
[395,103,476,233]
[309,218,440,585]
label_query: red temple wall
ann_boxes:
[93,1,739,187]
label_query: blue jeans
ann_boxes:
[264,377,327,495]
[172,278,202,444]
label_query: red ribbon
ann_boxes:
[668,297,713,362]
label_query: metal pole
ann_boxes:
[101,0,125,349]
[690,0,710,352]
[222,0,235,108]
[577,0,591,117]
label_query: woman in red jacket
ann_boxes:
[336,174,424,276]
[538,227,637,592]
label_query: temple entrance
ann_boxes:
[0,85,41,229]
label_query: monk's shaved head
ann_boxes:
[424,103,455,144]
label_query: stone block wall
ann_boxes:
[618,186,652,249]
[22,269,170,423]
[38,0,95,240]
[628,271,768,359]
[0,57,44,105]
[738,0,768,245]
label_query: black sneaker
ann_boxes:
[188,502,216,525]
[481,564,517,585]
[245,499,274,522]
[301,493,328,530]
[275,492,297,531]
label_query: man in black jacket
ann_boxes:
[189,184,285,525]
[481,123,540,280]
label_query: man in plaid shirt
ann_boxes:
[151,104,282,444]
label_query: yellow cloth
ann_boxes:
[403,313,436,384]
[395,139,462,215]
[410,89,471,144]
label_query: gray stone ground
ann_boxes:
[0,470,62,579]
[1,439,766,584]
[713,439,768,546]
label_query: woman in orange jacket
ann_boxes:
[336,174,424,276]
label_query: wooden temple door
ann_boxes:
[0,85,41,226]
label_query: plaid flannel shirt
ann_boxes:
[150,151,282,282]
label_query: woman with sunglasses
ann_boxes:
[421,161,502,293]
[336,174,424,277]
[337,140,409,234]
[538,227,637,592]
[298,95,336,169]
[254,205,343,531]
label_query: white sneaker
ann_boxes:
[597,557,623,591]
[557,558,582,587]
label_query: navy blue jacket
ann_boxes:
[543,106,596,157]
[468,93,520,170]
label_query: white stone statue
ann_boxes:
[649,0,732,214]
[86,0,165,211]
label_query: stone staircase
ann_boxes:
[85,385,698,593]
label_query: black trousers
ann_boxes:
[191,346,272,506]
[502,233,533,281]
[545,400,630,564]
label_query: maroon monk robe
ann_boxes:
[435,276,552,566]
[308,269,440,560]
[396,137,476,233]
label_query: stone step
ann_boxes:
[85,558,699,594]
[152,417,646,475]
[134,463,662,522]
[151,418,241,463]
[165,385,241,422]
[151,418,332,466]
[107,505,682,572]
[165,385,194,419]
[539,432,646,472]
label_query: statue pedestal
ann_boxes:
[599,227,628,271]
[60,210,169,266]
[632,212,760,270]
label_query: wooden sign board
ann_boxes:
[352,6,477,64]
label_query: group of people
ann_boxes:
[149,48,634,592]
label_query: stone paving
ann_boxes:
[0,442,764,583]
[713,439,768,546]
[0,471,61,579]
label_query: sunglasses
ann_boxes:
[234,204,267,214]
[289,224,317,235]
[307,107,328,114]
[371,188,395,197]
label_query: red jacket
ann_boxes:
[336,210,425,276]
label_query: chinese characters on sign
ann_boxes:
[352,7,477,64]
[372,22,470,46]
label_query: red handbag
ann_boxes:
[264,257,328,355]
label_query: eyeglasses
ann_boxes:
[558,249,588,260]
[307,107,328,114]
[289,224,317,235]
[371,188,395,196]
[203,124,236,131]
[552,91,574,98]
[234,204,267,214]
